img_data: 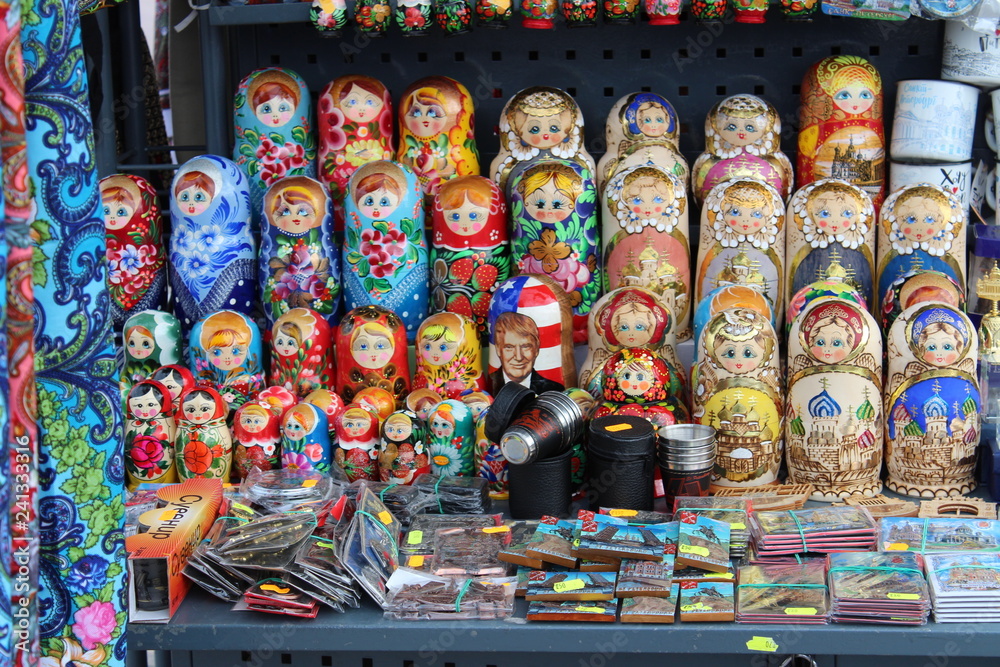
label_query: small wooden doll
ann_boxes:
[885,303,980,498]
[491,86,596,192]
[124,379,177,490]
[233,67,316,228]
[100,174,167,328]
[579,287,679,394]
[120,310,182,399]
[304,388,347,444]
[169,155,257,335]
[786,298,884,500]
[311,0,348,34]
[463,391,507,498]
[876,184,966,312]
[270,307,334,398]
[596,92,688,191]
[508,159,601,343]
[232,400,282,478]
[593,347,688,429]
[317,75,394,212]
[880,269,965,336]
[602,164,691,340]
[259,176,341,327]
[396,76,480,196]
[691,308,784,488]
[175,386,233,480]
[335,402,381,481]
[335,304,411,405]
[696,178,787,323]
[413,312,486,398]
[378,409,430,484]
[257,385,299,420]
[188,310,265,412]
[405,388,442,421]
[150,364,197,408]
[427,399,476,477]
[798,56,885,210]
[354,386,397,421]
[692,94,793,206]
[693,284,775,350]
[281,402,332,474]
[430,175,511,339]
[342,161,429,341]
[488,274,577,395]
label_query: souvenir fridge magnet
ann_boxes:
[602,164,691,340]
[260,175,340,327]
[125,379,177,490]
[175,386,233,480]
[693,94,793,206]
[120,310,182,399]
[430,175,511,339]
[397,76,480,196]
[427,399,477,476]
[189,310,266,412]
[596,92,687,190]
[282,402,333,474]
[233,400,282,478]
[696,178,787,323]
[785,178,876,309]
[379,409,431,484]
[885,303,980,498]
[414,312,486,398]
[488,274,577,395]
[343,160,429,341]
[100,173,166,328]
[233,68,316,228]
[508,159,601,344]
[270,307,334,398]
[335,402,381,480]
[335,304,411,405]
[786,298,884,500]
[798,56,885,210]
[169,155,257,334]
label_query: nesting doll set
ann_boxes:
[277,402,331,474]
[169,155,257,334]
[304,388,346,444]
[592,347,688,430]
[270,307,334,398]
[120,310,182,399]
[175,386,233,480]
[693,284,775,352]
[335,305,411,405]
[786,298,884,500]
[188,310,266,412]
[879,269,965,335]
[335,402,381,481]
[413,312,486,398]
[232,399,283,478]
[342,160,429,341]
[101,174,167,328]
[463,391,508,498]
[427,399,477,477]
[378,409,431,484]
[125,379,177,490]
[150,365,197,409]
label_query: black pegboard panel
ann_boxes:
[219,13,943,165]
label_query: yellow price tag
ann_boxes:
[407,530,424,545]
[605,423,633,432]
[573,538,581,547]
[609,509,638,517]
[888,593,920,600]
[679,544,710,557]
[482,526,510,534]
[158,510,177,521]
[730,522,746,530]
[714,572,735,579]
[408,555,425,568]
[785,607,817,616]
[378,511,393,524]
[680,602,709,611]
[576,606,606,613]
[746,637,779,653]
[231,502,253,515]
[553,579,586,593]
[886,542,910,551]
[433,455,450,466]
[302,479,318,488]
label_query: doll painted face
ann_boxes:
[283,415,307,441]
[444,194,489,236]
[128,387,163,420]
[636,102,669,139]
[617,360,655,398]
[896,198,944,245]
[419,328,459,366]
[383,414,412,442]
[341,83,384,124]
[176,182,212,216]
[208,332,247,371]
[716,112,767,147]
[404,97,448,137]
[832,84,874,115]
[808,192,857,237]
[808,321,852,363]
[103,197,134,231]
[358,186,399,219]
[611,305,656,348]
[273,193,319,234]
[919,324,963,367]
[624,176,673,220]
[723,192,771,236]
[127,328,155,360]
[255,91,296,127]
[714,336,766,375]
[154,370,185,402]
[273,326,300,358]
[430,412,455,439]
[341,410,373,437]
[239,409,269,434]
[182,393,217,424]
[351,325,394,369]
[525,179,574,223]
[517,109,573,150]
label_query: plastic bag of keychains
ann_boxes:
[383,568,516,620]
[344,479,436,528]
[213,512,318,570]
[285,534,361,610]
[413,474,492,514]
[240,467,339,514]
[432,524,513,577]
[183,516,259,601]
[401,513,504,556]
[341,487,402,606]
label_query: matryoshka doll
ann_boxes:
[696,178,787,323]
[785,265,867,334]
[189,310,265,412]
[342,161,429,340]
[124,380,177,490]
[406,388,442,421]
[427,399,476,477]
[175,387,233,480]
[270,307,334,398]
[880,269,965,335]
[602,164,691,340]
[488,274,577,395]
[354,386,397,421]
[596,92,688,191]
[101,174,167,328]
[257,385,299,420]
[491,86,596,192]
[691,308,784,488]
[232,400,282,478]
[693,284,775,353]
[430,175,511,338]
[877,184,966,312]
[414,312,486,398]
[304,388,347,444]
[335,305,411,405]
[463,391,507,498]
[786,298,883,500]
[378,409,430,484]
[885,303,980,497]
[233,68,316,228]
[259,176,341,327]
[150,364,197,409]
[692,94,793,206]
[281,402,333,474]
[508,159,602,343]
[335,402,381,481]
[593,347,688,430]
[785,179,876,310]
[169,156,257,335]
[120,310,182,399]
[579,287,680,395]
[396,76,480,196]
[317,75,394,216]
[798,56,885,210]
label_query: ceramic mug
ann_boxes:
[942,21,1000,89]
[890,80,978,163]
[987,110,998,155]
[890,161,973,211]
[985,166,1000,211]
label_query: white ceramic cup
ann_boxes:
[987,109,998,153]
[942,21,1000,89]
[986,167,1000,210]
[891,80,979,162]
[890,161,973,211]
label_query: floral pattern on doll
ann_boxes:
[335,404,380,480]
[704,95,780,160]
[706,179,782,250]
[414,313,484,397]
[884,185,961,258]
[792,179,873,251]
[608,165,686,234]
[601,348,674,403]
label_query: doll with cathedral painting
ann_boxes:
[189,310,266,413]
[335,304,411,406]
[414,312,486,398]
[270,307,334,398]
[786,298,883,501]
[885,303,980,498]
[595,92,688,191]
[602,164,691,340]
